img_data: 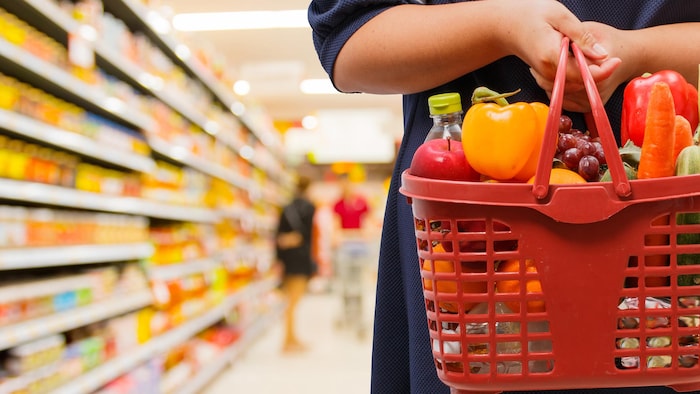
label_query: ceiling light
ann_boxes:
[233,80,251,96]
[172,10,309,31]
[299,79,339,95]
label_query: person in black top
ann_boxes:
[276,175,317,353]
[308,0,700,392]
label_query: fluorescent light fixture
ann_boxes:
[299,79,339,95]
[172,10,309,31]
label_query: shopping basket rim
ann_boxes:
[400,170,700,224]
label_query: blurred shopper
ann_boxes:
[332,173,371,337]
[333,173,370,236]
[275,175,316,352]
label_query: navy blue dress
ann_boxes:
[309,1,700,393]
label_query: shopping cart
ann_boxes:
[400,38,700,393]
[333,237,370,339]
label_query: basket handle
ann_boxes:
[532,37,632,200]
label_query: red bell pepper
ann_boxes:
[620,70,699,147]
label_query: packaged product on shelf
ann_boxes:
[2,334,65,376]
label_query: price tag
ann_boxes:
[68,31,95,69]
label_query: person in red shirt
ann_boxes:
[331,173,371,335]
[333,174,369,232]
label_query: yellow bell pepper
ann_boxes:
[462,88,549,181]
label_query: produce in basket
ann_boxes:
[409,136,480,181]
[421,242,487,313]
[462,87,549,181]
[672,115,694,160]
[620,70,699,147]
[495,259,545,313]
[526,167,586,184]
[635,82,678,287]
[675,128,700,286]
[637,82,678,180]
[554,115,607,181]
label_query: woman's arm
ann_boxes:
[531,21,700,112]
[332,0,613,95]
[613,23,700,85]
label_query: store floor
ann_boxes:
[202,273,377,394]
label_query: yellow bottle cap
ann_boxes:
[428,92,462,115]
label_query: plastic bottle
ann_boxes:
[424,92,463,142]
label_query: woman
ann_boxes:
[308,0,700,392]
[276,175,317,352]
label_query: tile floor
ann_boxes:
[202,273,377,394]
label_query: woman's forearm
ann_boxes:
[626,23,700,85]
[333,2,508,94]
[333,0,609,95]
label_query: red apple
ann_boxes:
[409,137,480,181]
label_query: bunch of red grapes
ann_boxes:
[555,115,606,181]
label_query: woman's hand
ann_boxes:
[500,0,611,85]
[529,21,635,112]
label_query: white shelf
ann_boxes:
[0,37,154,133]
[174,300,286,394]
[0,109,155,173]
[149,136,251,191]
[0,178,219,223]
[110,0,279,148]
[147,257,221,281]
[0,289,152,351]
[23,0,79,31]
[0,242,153,270]
[94,44,212,133]
[50,277,279,394]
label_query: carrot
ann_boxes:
[636,82,677,287]
[672,115,693,163]
[637,82,677,180]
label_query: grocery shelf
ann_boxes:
[147,257,221,281]
[0,289,152,351]
[94,44,213,134]
[0,178,219,223]
[148,136,251,191]
[174,300,286,394]
[0,109,155,173]
[12,0,289,183]
[15,0,248,161]
[0,37,154,133]
[49,277,280,394]
[104,0,281,151]
[0,242,154,270]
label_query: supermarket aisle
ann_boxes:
[202,271,378,394]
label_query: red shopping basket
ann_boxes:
[400,38,700,393]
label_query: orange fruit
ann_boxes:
[495,259,545,313]
[422,243,487,313]
[527,168,587,184]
